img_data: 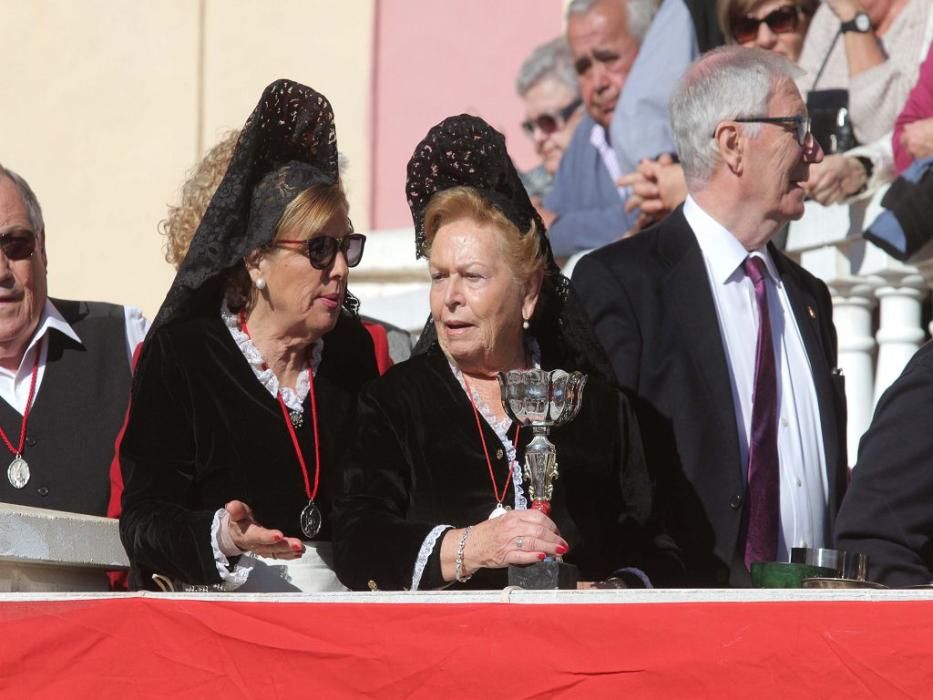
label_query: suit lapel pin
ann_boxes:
[807,305,816,319]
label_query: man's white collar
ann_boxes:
[25,300,83,356]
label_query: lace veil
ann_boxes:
[405,114,612,380]
[148,79,356,338]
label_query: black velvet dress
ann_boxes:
[119,311,377,589]
[334,344,681,590]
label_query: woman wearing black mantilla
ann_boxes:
[119,80,378,591]
[333,115,681,590]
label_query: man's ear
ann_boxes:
[714,122,744,175]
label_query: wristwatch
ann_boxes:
[841,12,871,33]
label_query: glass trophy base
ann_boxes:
[508,556,579,590]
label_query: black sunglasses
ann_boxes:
[274,233,366,270]
[732,5,800,44]
[734,115,812,146]
[0,230,37,261]
[521,98,583,137]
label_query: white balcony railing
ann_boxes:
[0,503,128,592]
[786,185,932,465]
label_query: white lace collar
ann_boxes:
[221,302,323,413]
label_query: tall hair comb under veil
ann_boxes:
[149,79,353,336]
[404,114,612,381]
[406,114,553,266]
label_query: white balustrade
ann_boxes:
[0,503,128,592]
[787,185,932,466]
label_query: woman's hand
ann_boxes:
[224,500,305,560]
[803,154,868,205]
[442,509,569,581]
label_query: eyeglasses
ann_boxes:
[274,233,366,270]
[0,231,37,261]
[521,98,583,137]
[734,115,812,146]
[731,5,800,44]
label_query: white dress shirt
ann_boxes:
[0,300,148,415]
[684,196,830,560]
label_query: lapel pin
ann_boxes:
[807,305,816,319]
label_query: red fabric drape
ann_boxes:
[0,597,930,698]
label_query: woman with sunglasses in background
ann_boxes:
[719,0,817,61]
[792,0,931,205]
[118,80,379,592]
[515,37,584,210]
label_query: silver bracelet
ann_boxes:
[455,526,473,583]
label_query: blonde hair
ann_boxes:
[274,182,349,242]
[161,130,240,268]
[423,186,544,286]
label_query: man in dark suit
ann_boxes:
[572,47,848,586]
[835,343,933,586]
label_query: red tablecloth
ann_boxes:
[0,595,930,698]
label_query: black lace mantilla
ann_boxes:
[149,78,357,336]
[405,115,612,380]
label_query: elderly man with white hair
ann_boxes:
[542,0,665,258]
[573,47,848,587]
[0,164,146,515]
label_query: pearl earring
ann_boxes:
[255,278,266,290]
[522,319,530,330]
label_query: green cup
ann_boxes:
[750,561,837,588]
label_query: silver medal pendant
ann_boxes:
[300,500,322,538]
[7,455,29,489]
[289,410,304,429]
[488,503,511,520]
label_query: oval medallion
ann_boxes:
[7,456,30,489]
[300,500,322,539]
[488,503,511,520]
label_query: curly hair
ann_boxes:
[160,130,240,267]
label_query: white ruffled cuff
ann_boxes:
[210,508,250,588]
[411,524,453,591]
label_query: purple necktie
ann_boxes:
[742,256,780,569]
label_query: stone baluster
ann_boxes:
[872,268,928,406]
[828,275,880,462]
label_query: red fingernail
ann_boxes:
[538,552,546,560]
[272,534,284,543]
[556,545,568,555]
[292,544,303,552]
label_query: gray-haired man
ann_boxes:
[0,165,146,515]
[573,47,847,586]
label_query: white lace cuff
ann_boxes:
[210,508,250,588]
[411,524,453,591]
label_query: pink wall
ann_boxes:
[370,1,564,230]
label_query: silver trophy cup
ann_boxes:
[498,368,586,589]
[498,368,586,515]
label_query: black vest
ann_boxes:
[0,299,131,515]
